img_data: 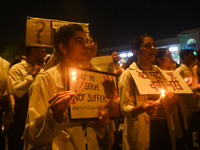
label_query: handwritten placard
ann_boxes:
[91,55,113,72]
[67,67,120,122]
[26,16,89,47]
[26,17,52,47]
[131,68,193,95]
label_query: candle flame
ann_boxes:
[184,78,188,82]
[161,89,164,94]
[120,63,123,67]
[72,71,76,77]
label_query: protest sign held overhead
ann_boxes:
[26,16,89,47]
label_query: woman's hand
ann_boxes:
[165,92,180,110]
[143,100,157,115]
[165,92,180,104]
[49,91,74,123]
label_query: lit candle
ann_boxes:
[158,89,165,102]
[184,78,189,82]
[120,63,123,68]
[71,71,77,92]
[184,77,193,86]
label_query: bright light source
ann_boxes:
[187,38,196,45]
[120,53,127,58]
[127,52,133,57]
[169,47,178,51]
[72,71,76,77]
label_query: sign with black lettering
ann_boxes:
[90,55,113,72]
[26,16,89,47]
[67,67,120,122]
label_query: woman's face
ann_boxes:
[137,37,157,64]
[65,31,89,62]
[158,50,173,70]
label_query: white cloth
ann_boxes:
[9,59,34,98]
[119,62,176,150]
[175,64,199,130]
[0,57,12,98]
[23,63,100,150]
[0,57,13,111]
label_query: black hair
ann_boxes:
[196,48,200,61]
[10,56,23,67]
[131,34,152,51]
[54,24,85,59]
[154,48,169,66]
[124,54,138,69]
[180,49,194,61]
[109,49,118,55]
[25,46,33,56]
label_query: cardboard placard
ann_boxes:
[131,68,193,95]
[26,16,89,47]
[67,67,120,122]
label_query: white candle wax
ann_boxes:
[71,71,77,92]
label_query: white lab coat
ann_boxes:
[23,63,100,150]
[119,62,176,150]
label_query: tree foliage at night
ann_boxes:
[0,41,25,62]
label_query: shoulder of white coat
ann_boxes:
[119,68,132,86]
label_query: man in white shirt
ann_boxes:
[175,49,199,147]
[9,46,47,150]
[0,56,13,150]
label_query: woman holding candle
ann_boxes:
[23,24,110,150]
[155,48,186,150]
[119,34,179,150]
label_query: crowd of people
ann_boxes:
[0,24,200,150]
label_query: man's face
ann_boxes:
[35,47,47,65]
[112,51,120,63]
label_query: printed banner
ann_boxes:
[91,55,113,72]
[67,67,120,122]
[131,68,193,95]
[26,16,89,47]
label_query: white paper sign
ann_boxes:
[131,68,193,95]
[68,67,120,121]
[91,55,113,72]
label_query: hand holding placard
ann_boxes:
[49,91,74,123]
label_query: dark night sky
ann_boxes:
[1,0,200,52]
